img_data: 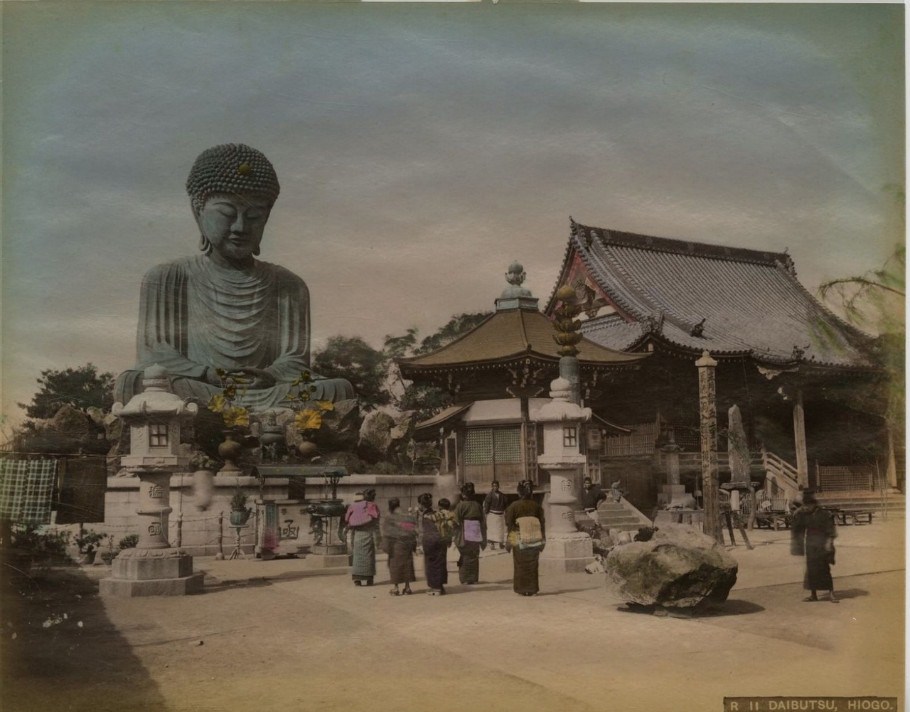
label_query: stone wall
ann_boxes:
[104,473,458,556]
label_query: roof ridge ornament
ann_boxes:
[496,262,537,310]
[645,310,665,335]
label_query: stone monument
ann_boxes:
[535,376,595,574]
[101,365,205,596]
[114,143,354,414]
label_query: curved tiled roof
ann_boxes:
[561,221,876,370]
[398,306,646,372]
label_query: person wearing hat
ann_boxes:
[790,490,838,603]
[115,143,354,409]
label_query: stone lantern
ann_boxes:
[534,376,595,573]
[101,364,205,596]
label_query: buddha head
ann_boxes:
[186,144,281,262]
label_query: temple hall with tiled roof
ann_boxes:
[547,219,876,372]
[542,219,896,509]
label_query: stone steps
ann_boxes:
[815,492,905,515]
[593,501,652,533]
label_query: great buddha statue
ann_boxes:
[115,143,354,410]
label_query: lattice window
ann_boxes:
[464,429,494,465]
[493,428,521,464]
[563,425,578,448]
[465,428,521,465]
[149,423,169,448]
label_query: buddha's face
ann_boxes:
[196,193,272,263]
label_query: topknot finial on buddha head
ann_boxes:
[186,143,281,215]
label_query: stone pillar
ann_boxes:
[136,470,172,549]
[696,351,722,542]
[658,435,684,508]
[792,390,809,488]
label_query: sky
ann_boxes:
[1,2,904,428]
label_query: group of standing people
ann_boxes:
[341,480,547,597]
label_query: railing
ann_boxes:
[604,433,658,457]
[761,449,801,501]
[816,465,875,492]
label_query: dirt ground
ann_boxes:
[1,520,905,712]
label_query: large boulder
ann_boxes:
[357,411,396,463]
[357,409,415,466]
[312,399,362,452]
[605,524,737,609]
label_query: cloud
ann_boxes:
[2,3,902,427]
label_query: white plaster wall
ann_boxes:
[103,473,451,556]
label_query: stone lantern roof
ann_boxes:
[534,377,592,423]
[112,364,199,420]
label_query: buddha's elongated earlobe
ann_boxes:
[199,233,212,254]
[253,245,260,256]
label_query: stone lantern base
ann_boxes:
[100,548,204,597]
[539,533,594,575]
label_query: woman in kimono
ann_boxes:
[381,497,416,596]
[791,491,838,603]
[504,480,546,596]
[417,493,448,596]
[344,488,381,586]
[453,482,486,585]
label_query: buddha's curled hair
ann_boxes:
[186,143,281,214]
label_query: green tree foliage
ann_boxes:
[819,244,905,332]
[312,336,390,410]
[818,245,905,470]
[413,312,490,355]
[18,363,115,419]
[313,312,491,418]
[385,312,491,420]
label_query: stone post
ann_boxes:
[792,389,809,489]
[696,351,722,542]
[658,431,684,508]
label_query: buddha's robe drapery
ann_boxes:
[115,255,353,409]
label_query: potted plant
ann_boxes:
[282,370,334,460]
[207,369,252,474]
[229,489,252,526]
[9,525,70,572]
[118,534,139,550]
[73,528,104,565]
[100,534,117,565]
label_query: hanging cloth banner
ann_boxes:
[55,458,106,525]
[0,459,58,525]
